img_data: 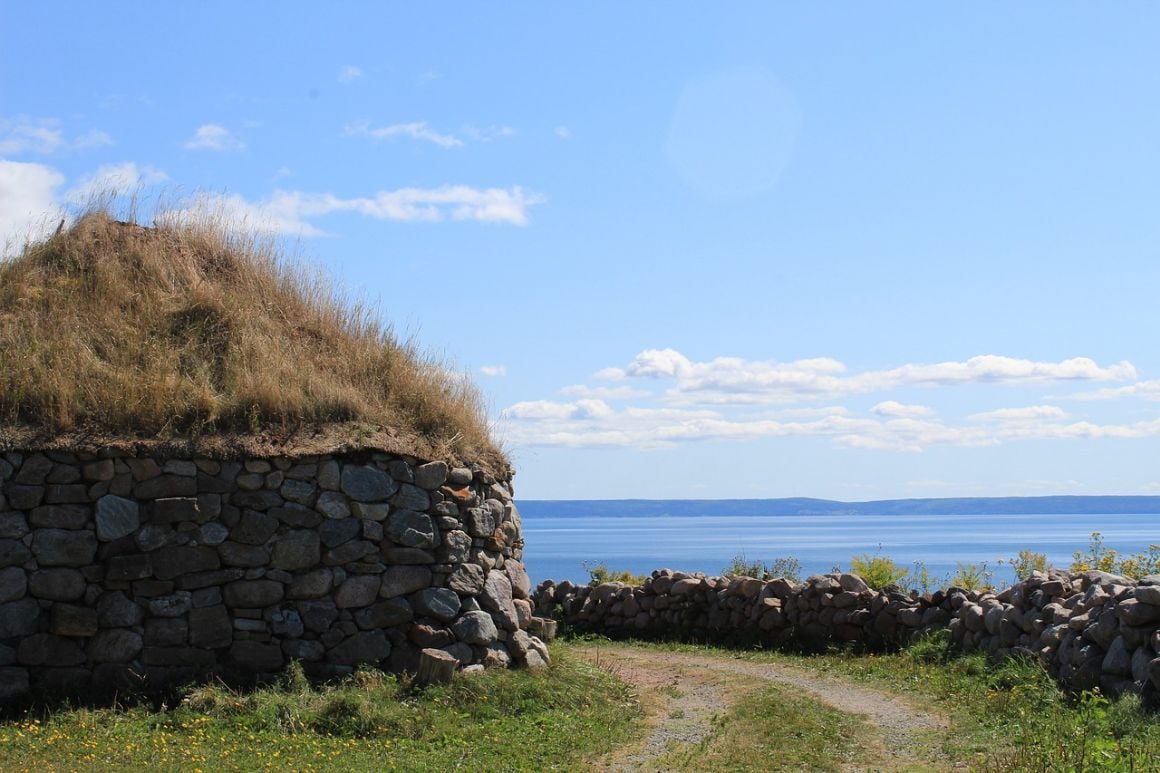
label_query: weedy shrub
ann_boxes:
[999,549,1048,580]
[584,562,647,586]
[849,553,909,590]
[950,561,993,591]
[766,556,803,583]
[1071,531,1160,579]
[722,552,766,578]
[721,553,803,582]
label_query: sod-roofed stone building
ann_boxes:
[0,214,545,701]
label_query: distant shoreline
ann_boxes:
[517,495,1160,518]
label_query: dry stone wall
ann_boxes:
[0,449,548,703]
[536,567,1160,700]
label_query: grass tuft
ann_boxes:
[0,209,504,467]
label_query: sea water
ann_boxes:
[519,511,1160,587]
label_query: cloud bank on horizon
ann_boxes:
[499,349,1159,452]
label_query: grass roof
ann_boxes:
[0,211,505,468]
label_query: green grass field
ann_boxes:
[0,653,637,772]
[3,637,1158,771]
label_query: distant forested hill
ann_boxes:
[517,496,1160,518]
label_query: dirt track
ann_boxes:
[579,645,950,772]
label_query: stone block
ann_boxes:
[410,587,461,622]
[29,568,86,601]
[327,630,391,665]
[386,510,438,549]
[448,563,485,596]
[335,575,380,609]
[151,497,200,524]
[413,461,449,491]
[15,455,52,484]
[134,475,197,499]
[0,513,28,540]
[0,598,40,637]
[465,507,496,538]
[95,496,139,540]
[434,530,469,564]
[355,597,413,629]
[5,485,44,510]
[230,490,283,511]
[452,610,498,645]
[319,517,360,548]
[324,540,376,565]
[0,668,29,701]
[152,546,220,580]
[97,591,143,627]
[149,592,193,618]
[106,553,152,581]
[380,565,432,598]
[32,529,97,566]
[45,484,89,504]
[297,599,340,632]
[316,491,350,519]
[0,566,27,602]
[218,542,269,567]
[341,465,397,502]
[30,504,89,529]
[480,571,519,631]
[230,640,284,671]
[271,530,320,570]
[271,504,321,528]
[82,460,115,482]
[17,634,85,666]
[231,510,278,545]
[50,604,98,637]
[224,579,284,608]
[288,568,333,599]
[145,618,189,646]
[382,547,435,565]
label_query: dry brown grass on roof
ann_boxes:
[0,211,504,467]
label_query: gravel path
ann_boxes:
[581,645,950,772]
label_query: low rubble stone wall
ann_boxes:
[0,448,548,702]
[535,568,1160,699]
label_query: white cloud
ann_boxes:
[1064,380,1160,402]
[499,353,1157,453]
[555,126,572,139]
[498,394,1160,452]
[64,162,168,205]
[872,401,933,418]
[160,184,543,234]
[461,125,516,142]
[184,124,245,151]
[503,399,614,421]
[874,356,1135,386]
[0,159,65,252]
[599,349,1136,405]
[72,129,114,150]
[343,121,463,148]
[338,65,363,83]
[480,364,507,377]
[969,405,1067,422]
[625,348,695,378]
[158,191,325,237]
[0,116,112,155]
[559,384,650,400]
[594,366,627,381]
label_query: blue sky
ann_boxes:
[3,4,1160,500]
